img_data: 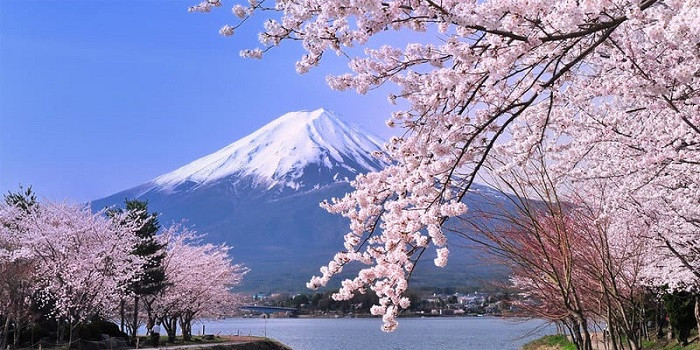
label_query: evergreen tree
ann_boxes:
[4,185,37,213]
[108,199,167,342]
[663,291,697,346]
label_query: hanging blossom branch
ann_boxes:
[192,0,699,330]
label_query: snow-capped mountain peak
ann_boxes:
[153,108,385,192]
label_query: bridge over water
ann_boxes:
[240,305,298,316]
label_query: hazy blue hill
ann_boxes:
[93,179,509,292]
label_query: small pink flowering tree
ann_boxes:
[458,156,652,350]
[153,226,247,341]
[192,0,699,330]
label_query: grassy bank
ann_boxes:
[522,335,576,350]
[640,338,700,350]
[217,338,291,350]
[522,334,700,350]
[160,337,291,350]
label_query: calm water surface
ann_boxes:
[196,317,554,350]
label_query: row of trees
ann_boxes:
[0,189,247,348]
[190,0,699,341]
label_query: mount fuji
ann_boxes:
[92,108,503,292]
[151,108,386,195]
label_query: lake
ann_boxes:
[194,317,555,350]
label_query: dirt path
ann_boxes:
[154,342,248,350]
[138,336,290,350]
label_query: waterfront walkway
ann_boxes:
[136,336,290,350]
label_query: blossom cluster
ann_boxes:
[0,202,143,323]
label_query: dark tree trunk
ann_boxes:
[13,322,20,347]
[144,298,157,337]
[656,299,666,339]
[570,319,584,350]
[160,316,178,343]
[170,318,177,342]
[67,322,76,349]
[605,315,618,350]
[579,318,593,350]
[56,320,62,346]
[695,295,700,342]
[179,315,193,341]
[132,296,139,342]
[120,300,125,333]
[1,315,10,349]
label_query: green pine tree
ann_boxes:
[4,185,37,213]
[108,199,167,342]
[663,291,697,346]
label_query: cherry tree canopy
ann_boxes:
[1,202,142,324]
[192,0,699,330]
[153,227,247,324]
[0,205,35,334]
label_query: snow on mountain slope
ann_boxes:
[153,108,386,192]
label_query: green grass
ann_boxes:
[135,335,229,347]
[641,330,699,350]
[523,334,699,350]
[522,335,576,350]
[647,339,700,350]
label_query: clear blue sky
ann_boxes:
[0,0,400,202]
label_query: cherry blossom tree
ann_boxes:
[465,203,598,349]
[1,205,29,349]
[456,155,594,349]
[192,0,699,330]
[454,151,654,350]
[6,202,142,346]
[0,187,40,348]
[153,226,247,341]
